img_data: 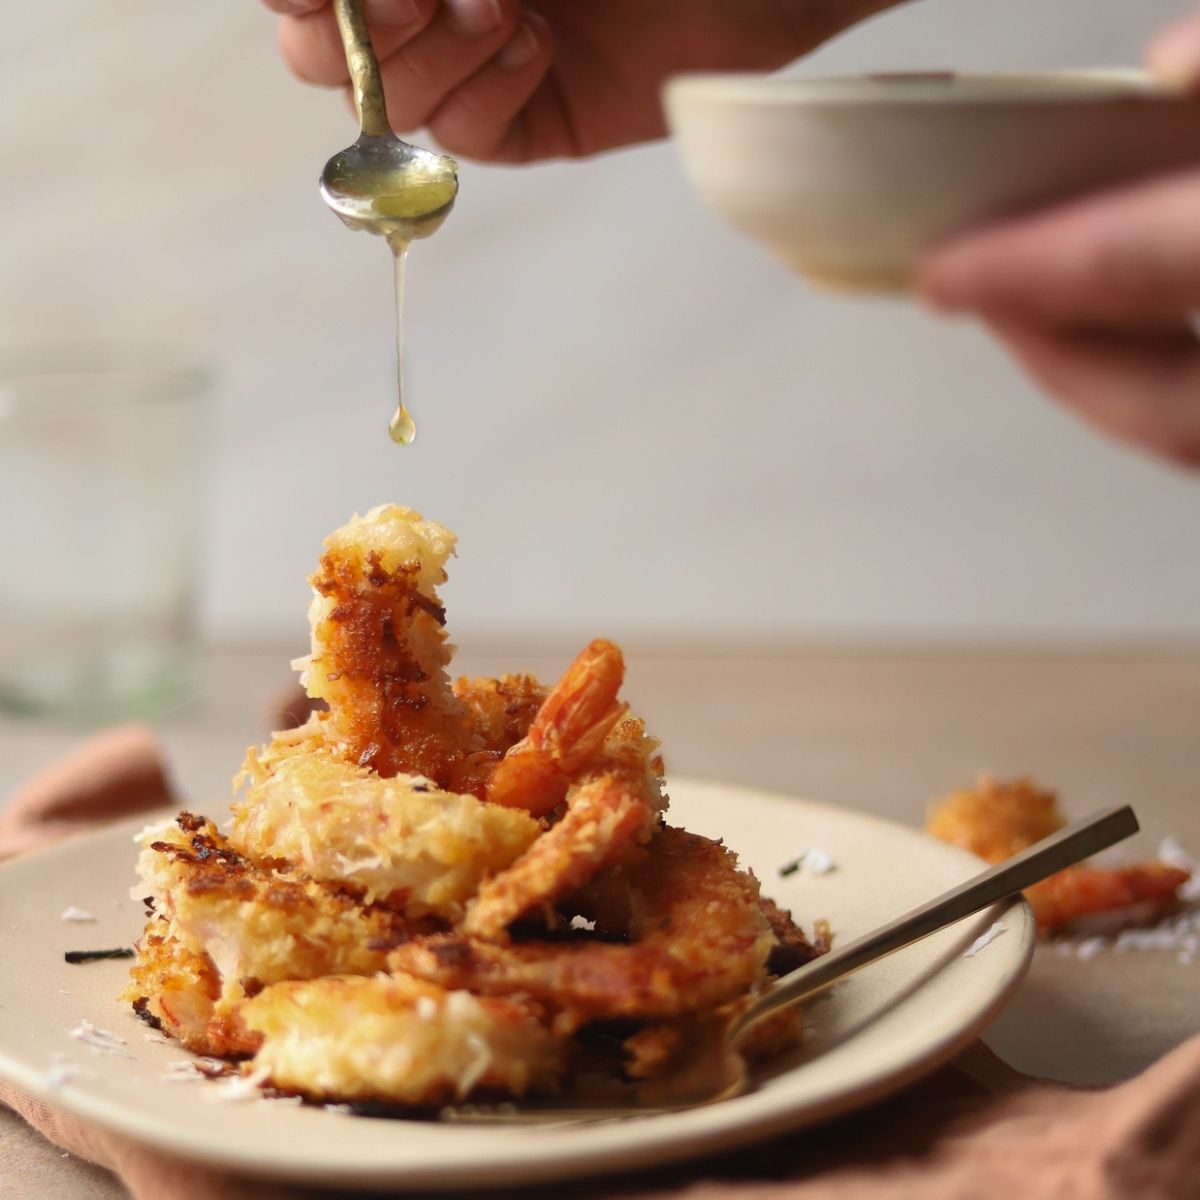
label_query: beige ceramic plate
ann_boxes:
[0,780,1033,1191]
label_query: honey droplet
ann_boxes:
[388,242,415,447]
[389,403,416,445]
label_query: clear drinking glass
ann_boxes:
[0,351,209,721]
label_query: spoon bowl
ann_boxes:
[320,135,457,247]
[320,0,458,248]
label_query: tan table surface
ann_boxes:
[2,644,1198,1199]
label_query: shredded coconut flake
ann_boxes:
[1049,873,1200,963]
[68,1020,131,1058]
[207,1070,268,1104]
[1116,927,1184,953]
[133,818,176,845]
[781,848,838,877]
[162,1060,206,1083]
[803,848,836,875]
[60,907,97,923]
[46,1060,96,1089]
[1159,835,1200,902]
[964,922,1007,958]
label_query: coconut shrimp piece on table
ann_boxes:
[927,774,1191,930]
[926,775,1065,863]
[1024,864,1192,930]
[231,747,540,918]
[125,813,423,1054]
[241,974,566,1105]
[392,826,777,1023]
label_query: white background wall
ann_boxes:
[4,1,1199,647]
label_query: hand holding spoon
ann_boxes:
[319,0,458,443]
[319,0,458,248]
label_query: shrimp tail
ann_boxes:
[486,640,628,816]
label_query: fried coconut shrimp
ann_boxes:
[927,774,1191,930]
[296,505,475,782]
[231,747,540,919]
[125,813,417,1055]
[392,826,777,1024]
[241,975,565,1104]
[125,504,825,1106]
[464,750,659,939]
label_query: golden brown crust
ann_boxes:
[393,826,775,1023]
[309,548,470,781]
[125,507,827,1106]
[453,673,548,754]
[926,774,1191,930]
[129,813,430,1054]
[760,896,829,977]
[241,974,567,1104]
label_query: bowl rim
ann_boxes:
[664,67,1195,109]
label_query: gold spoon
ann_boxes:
[319,0,458,248]
[319,0,458,444]
[445,804,1139,1122]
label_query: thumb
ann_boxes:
[1146,10,1200,91]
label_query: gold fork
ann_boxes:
[441,805,1138,1125]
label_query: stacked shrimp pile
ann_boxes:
[125,506,825,1106]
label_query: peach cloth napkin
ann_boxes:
[2,729,1200,1200]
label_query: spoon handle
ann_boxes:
[733,804,1139,1040]
[332,0,392,138]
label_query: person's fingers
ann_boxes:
[375,0,523,132]
[262,0,325,15]
[1146,10,1200,91]
[917,169,1200,327]
[987,317,1200,466]
[277,1,436,88]
[426,13,552,161]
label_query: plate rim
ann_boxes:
[0,779,1035,1190]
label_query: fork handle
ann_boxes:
[732,804,1139,1041]
[332,0,392,138]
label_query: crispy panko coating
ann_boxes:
[464,713,666,938]
[392,826,775,1023]
[759,897,832,976]
[452,673,547,755]
[296,505,477,782]
[484,640,630,817]
[926,775,1064,863]
[927,774,1191,930]
[123,925,239,1056]
[126,505,827,1107]
[242,974,566,1104]
[127,813,420,1053]
[231,745,540,918]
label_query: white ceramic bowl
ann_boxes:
[665,69,1200,290]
